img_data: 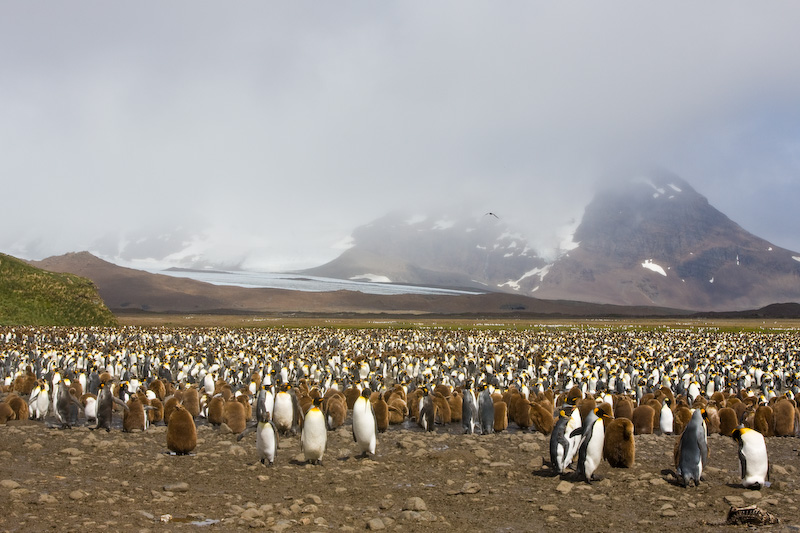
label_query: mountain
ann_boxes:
[534,174,800,310]
[302,212,550,292]
[303,173,800,311]
[0,253,117,326]
[29,252,687,317]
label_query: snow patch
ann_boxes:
[350,274,391,283]
[498,265,552,291]
[642,259,667,276]
[768,247,773,251]
[793,256,800,263]
[668,183,682,193]
[709,277,715,283]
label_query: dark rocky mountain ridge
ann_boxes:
[304,173,800,311]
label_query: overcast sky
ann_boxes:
[2,2,800,271]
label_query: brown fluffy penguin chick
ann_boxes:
[373,393,390,433]
[123,394,146,432]
[6,394,29,421]
[493,401,508,432]
[207,396,225,426]
[236,395,252,421]
[223,400,247,433]
[182,387,200,418]
[603,417,635,468]
[772,398,797,436]
[565,386,583,406]
[167,404,197,455]
[672,406,693,435]
[344,386,361,410]
[324,395,347,430]
[148,396,164,425]
[577,398,596,422]
[0,401,16,424]
[632,405,655,434]
[513,397,533,429]
[149,379,167,401]
[387,397,407,425]
[433,392,452,425]
[718,407,739,436]
[163,396,180,424]
[754,405,774,437]
[448,391,462,423]
[614,396,634,421]
[529,402,554,435]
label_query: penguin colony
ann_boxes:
[1,325,799,488]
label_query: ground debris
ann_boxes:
[725,505,779,526]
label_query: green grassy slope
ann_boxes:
[0,253,118,326]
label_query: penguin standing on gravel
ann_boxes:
[461,379,478,434]
[352,388,377,457]
[731,427,769,489]
[660,397,674,435]
[53,379,82,429]
[91,382,129,432]
[273,383,302,436]
[573,406,608,483]
[674,408,709,487]
[238,402,279,466]
[550,407,576,475]
[478,383,495,435]
[301,397,327,465]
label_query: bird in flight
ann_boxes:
[485,212,499,219]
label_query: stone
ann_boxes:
[540,504,558,512]
[403,497,427,511]
[0,480,20,490]
[367,518,385,530]
[556,480,573,494]
[724,495,745,506]
[163,482,189,492]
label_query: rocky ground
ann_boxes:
[1,416,800,533]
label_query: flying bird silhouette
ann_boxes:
[485,212,499,219]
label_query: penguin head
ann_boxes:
[361,388,372,399]
[731,426,745,442]
[312,397,323,409]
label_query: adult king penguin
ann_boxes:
[301,397,327,465]
[478,383,495,435]
[675,408,709,487]
[352,388,378,457]
[573,406,608,483]
[461,379,479,435]
[731,427,769,489]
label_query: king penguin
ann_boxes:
[550,407,576,475]
[54,379,82,429]
[461,379,479,434]
[574,406,608,483]
[660,397,674,435]
[674,408,709,487]
[301,397,327,464]
[273,383,302,436]
[478,383,495,435]
[92,381,129,432]
[731,427,769,489]
[352,388,378,457]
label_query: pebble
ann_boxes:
[367,518,386,530]
[163,482,189,492]
[556,480,573,494]
[0,480,20,490]
[403,497,427,512]
[70,490,85,501]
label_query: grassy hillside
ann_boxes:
[0,253,118,326]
